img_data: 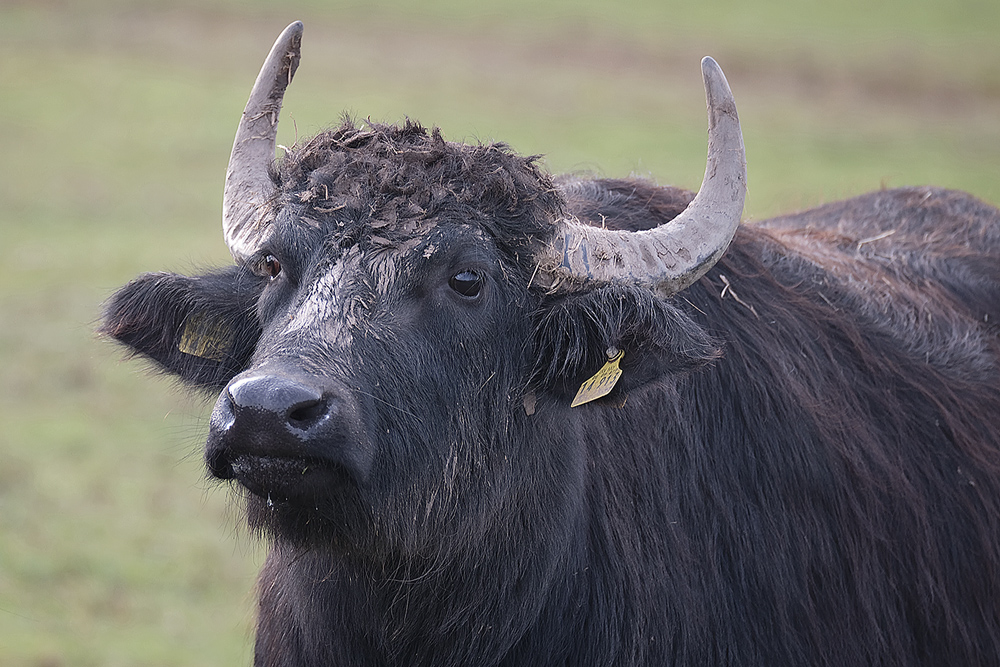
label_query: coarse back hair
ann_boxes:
[531,179,1000,663]
[666,195,1000,664]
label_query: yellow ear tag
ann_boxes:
[571,348,624,408]
[177,313,232,362]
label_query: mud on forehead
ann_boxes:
[267,118,563,257]
[265,196,497,278]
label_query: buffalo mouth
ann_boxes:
[220,454,355,506]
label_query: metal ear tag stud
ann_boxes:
[571,348,624,408]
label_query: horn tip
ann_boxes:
[699,55,737,114]
[273,21,304,60]
[700,56,730,91]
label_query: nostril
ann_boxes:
[287,398,328,429]
[205,441,235,480]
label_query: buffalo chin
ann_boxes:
[229,456,367,547]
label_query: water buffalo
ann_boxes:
[102,21,1000,666]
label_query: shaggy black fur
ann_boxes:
[102,267,262,388]
[103,119,1000,666]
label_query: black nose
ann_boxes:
[206,369,373,494]
[206,373,336,479]
[228,374,329,430]
[206,370,373,501]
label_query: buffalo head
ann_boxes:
[104,21,744,553]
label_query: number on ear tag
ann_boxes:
[571,349,624,408]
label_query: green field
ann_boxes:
[2,0,998,663]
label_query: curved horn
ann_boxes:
[535,56,747,296]
[223,21,303,262]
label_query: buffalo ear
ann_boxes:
[100,267,262,389]
[531,283,720,404]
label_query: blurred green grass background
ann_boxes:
[2,0,998,664]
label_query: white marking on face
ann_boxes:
[283,251,359,344]
[281,246,403,347]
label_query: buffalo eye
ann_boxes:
[449,270,483,298]
[259,254,282,280]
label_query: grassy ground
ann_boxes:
[2,0,998,664]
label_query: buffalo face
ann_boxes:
[101,123,722,556]
[102,21,742,555]
[205,199,555,550]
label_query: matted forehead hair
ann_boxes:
[269,119,563,255]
